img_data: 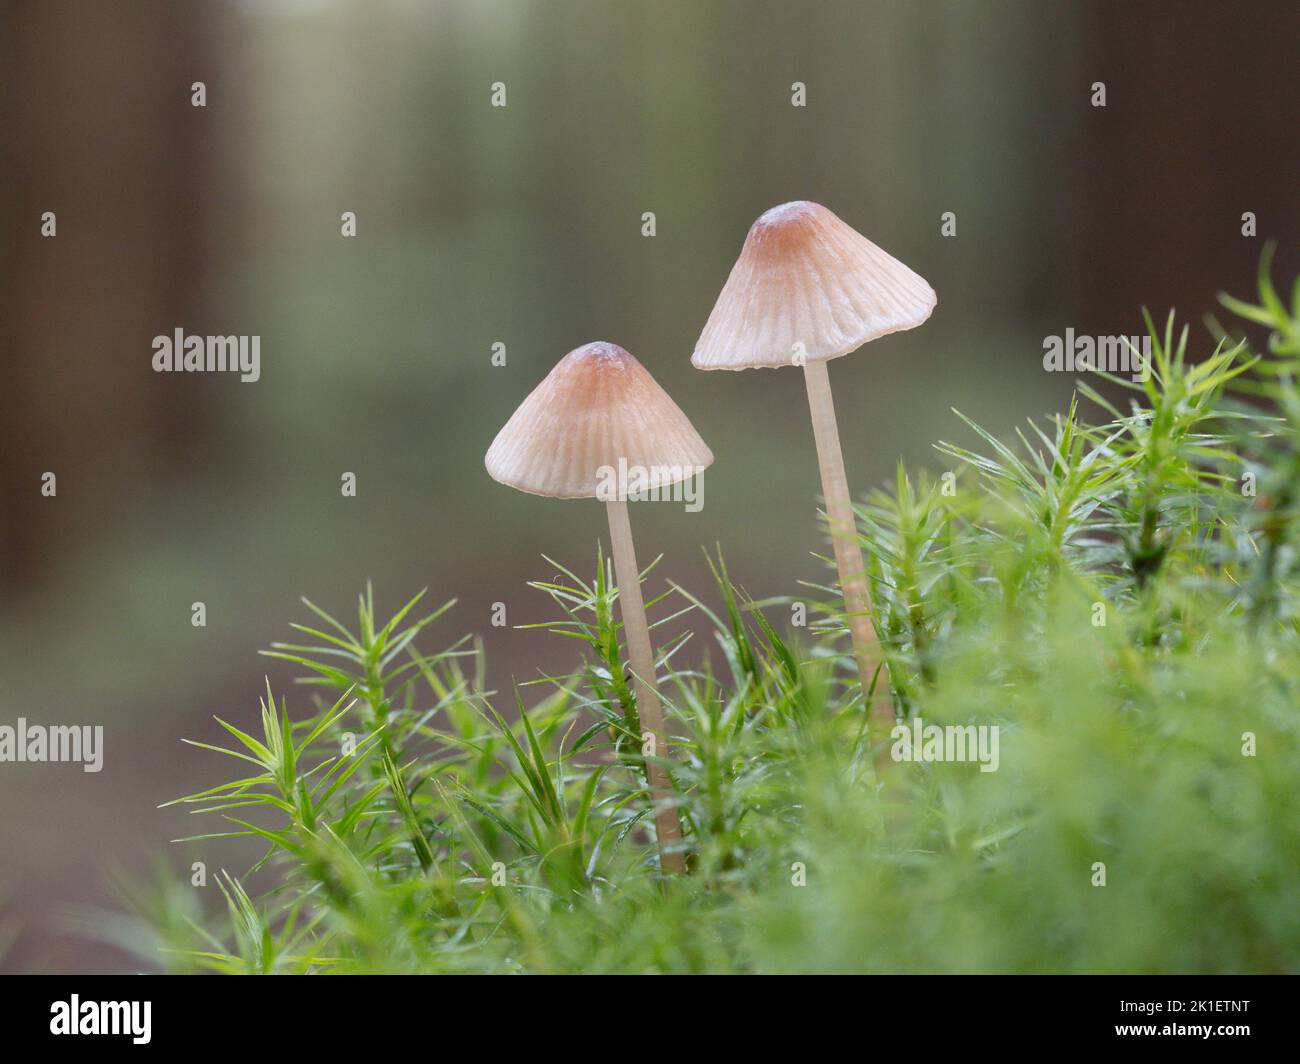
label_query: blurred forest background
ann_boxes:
[1,0,1297,971]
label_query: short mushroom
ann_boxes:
[486,341,712,875]
[692,200,936,729]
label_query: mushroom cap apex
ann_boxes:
[750,199,828,232]
[565,340,632,362]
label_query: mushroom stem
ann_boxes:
[802,358,895,730]
[605,499,688,874]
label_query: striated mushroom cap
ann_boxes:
[486,341,713,499]
[692,200,936,370]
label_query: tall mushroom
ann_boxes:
[692,201,936,730]
[486,341,712,875]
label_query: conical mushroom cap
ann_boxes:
[692,200,936,370]
[486,341,714,499]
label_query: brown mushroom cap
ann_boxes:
[486,341,714,499]
[692,200,937,370]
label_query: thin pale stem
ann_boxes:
[803,358,895,730]
[605,499,688,874]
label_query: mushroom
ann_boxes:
[486,341,713,874]
[692,201,936,729]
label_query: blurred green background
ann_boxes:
[1,0,1296,971]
